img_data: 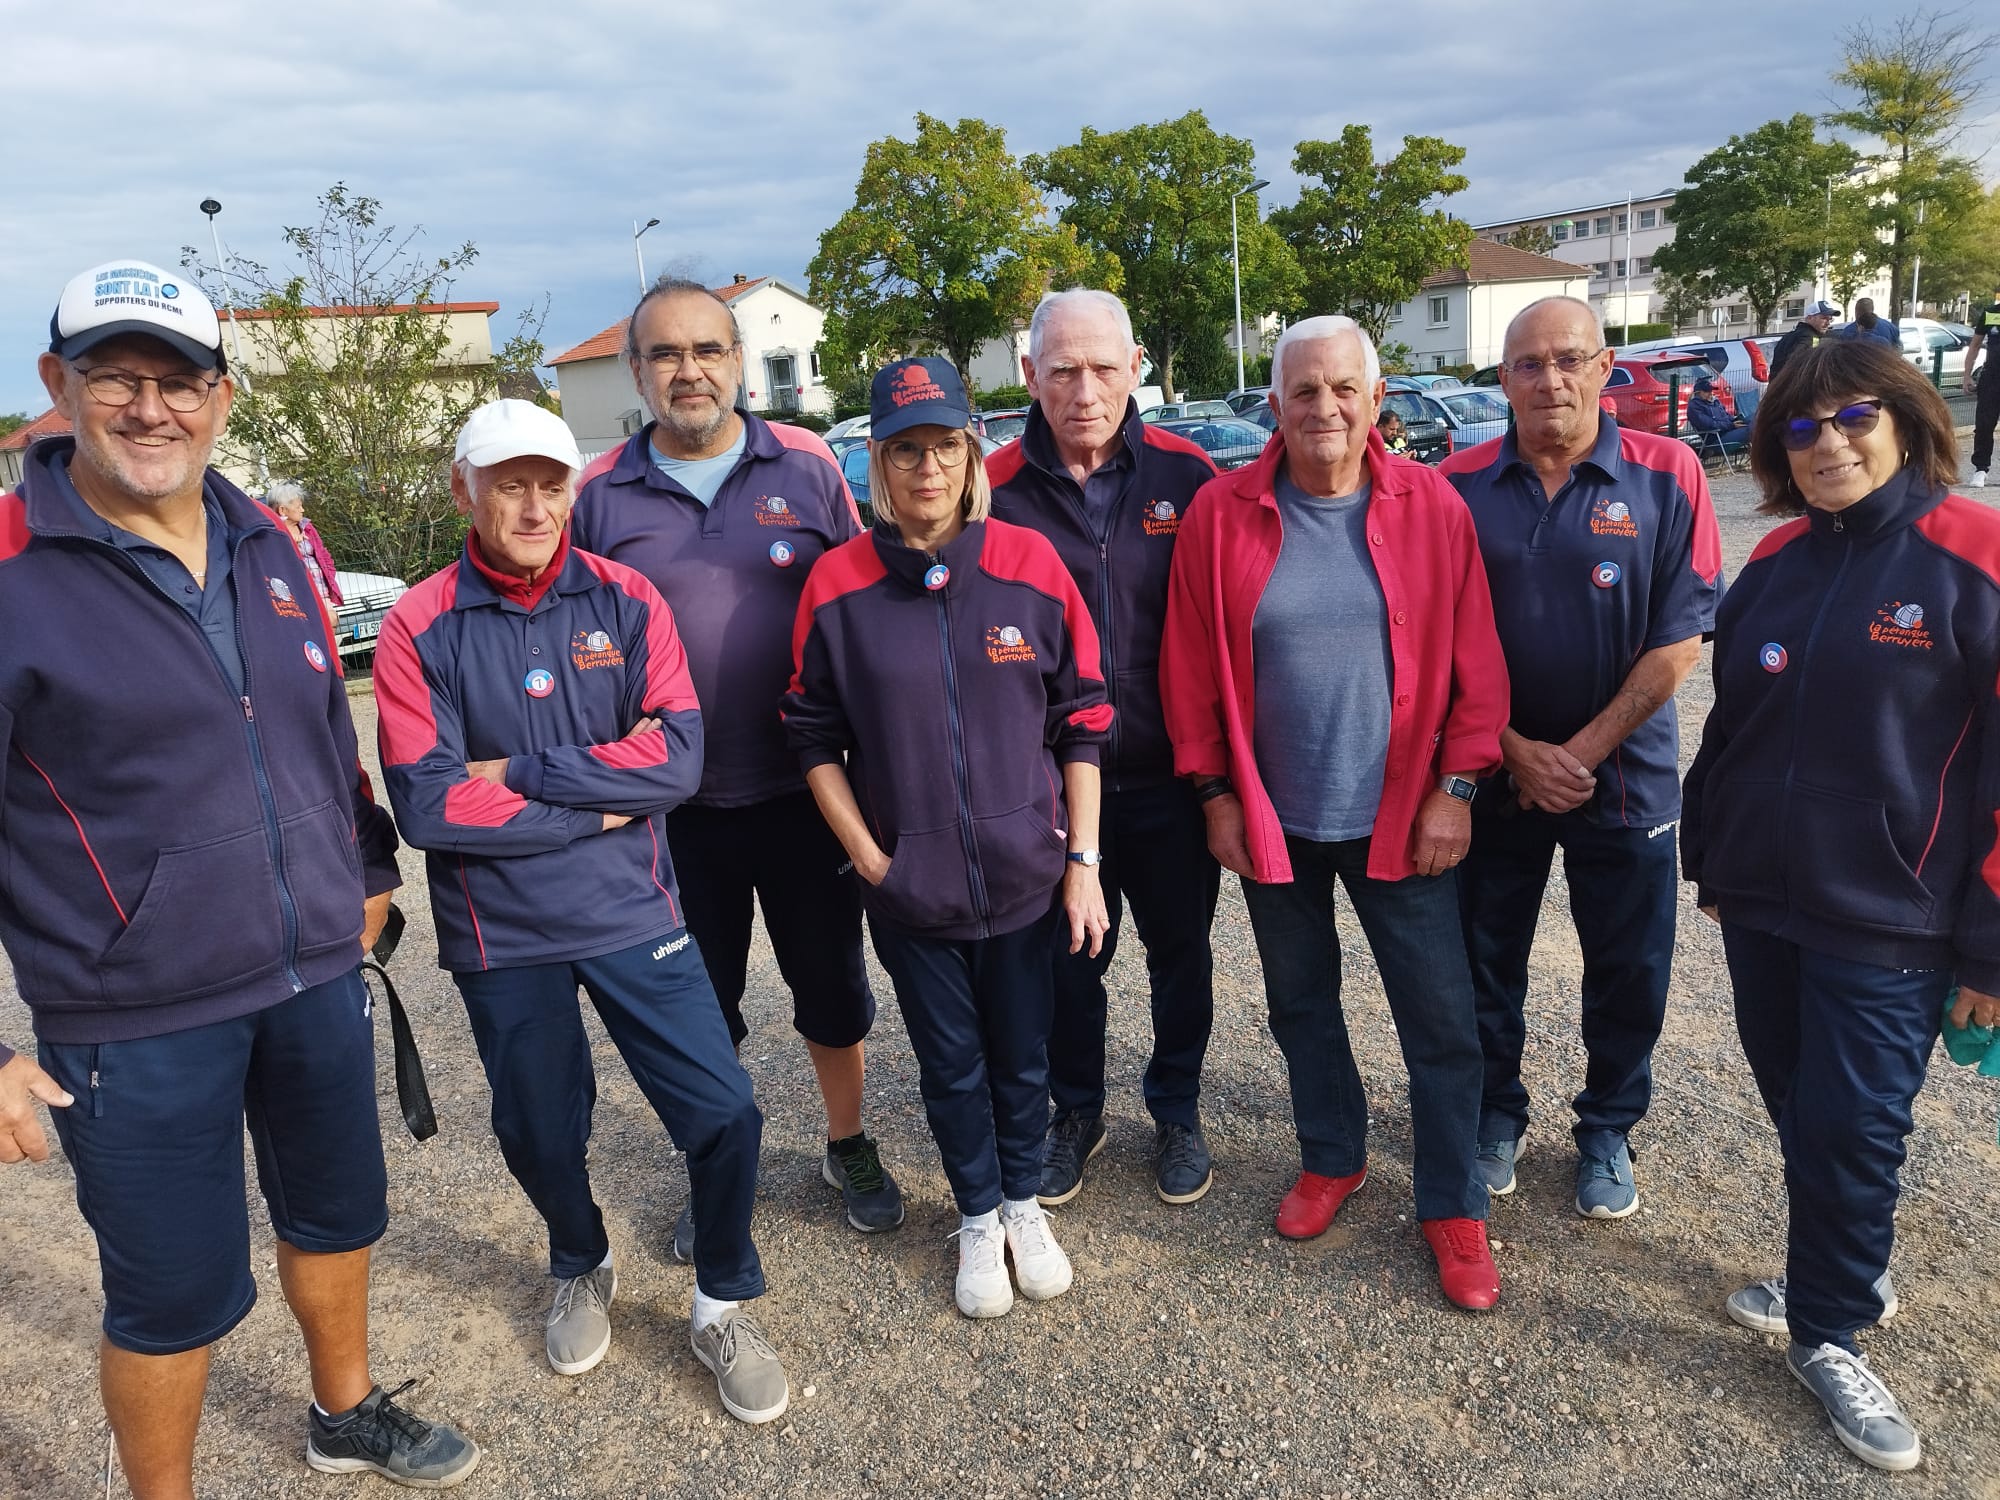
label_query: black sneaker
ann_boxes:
[1037,1111,1106,1207]
[823,1133,906,1232]
[305,1381,480,1489]
[672,1199,696,1264]
[1153,1119,1213,1204]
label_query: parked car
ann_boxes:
[979,408,1031,444]
[1226,386,1272,414]
[1141,399,1237,422]
[1898,317,1985,388]
[1155,415,1270,470]
[1237,402,1277,433]
[825,414,871,441]
[1392,372,1466,391]
[1376,389,1454,465]
[1603,353,1734,435]
[333,571,410,661]
[1427,387,1513,449]
[839,443,874,525]
[1617,337,1773,420]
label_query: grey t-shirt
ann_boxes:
[1251,468,1391,843]
[651,425,748,507]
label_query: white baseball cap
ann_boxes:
[454,399,582,471]
[1804,299,1841,319]
[50,259,226,371]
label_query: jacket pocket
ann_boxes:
[875,825,978,931]
[972,803,1067,920]
[98,825,286,1001]
[281,797,367,959]
[1112,667,1171,774]
[1784,784,1937,931]
[1697,777,1784,900]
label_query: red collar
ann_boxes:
[467,530,569,611]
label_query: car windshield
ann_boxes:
[1440,391,1509,423]
[983,415,1027,442]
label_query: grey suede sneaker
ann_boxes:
[691,1308,790,1425]
[545,1259,616,1375]
[1726,1271,1899,1335]
[671,1199,695,1264]
[305,1381,481,1488]
[1787,1341,1922,1472]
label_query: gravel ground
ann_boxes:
[5,465,2000,1500]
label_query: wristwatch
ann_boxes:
[1067,849,1102,867]
[1438,775,1477,802]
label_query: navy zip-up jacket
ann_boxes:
[572,412,860,808]
[783,519,1112,941]
[987,403,1216,789]
[374,536,704,972]
[0,438,400,1061]
[1683,469,2000,987]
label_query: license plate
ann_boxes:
[351,618,383,641]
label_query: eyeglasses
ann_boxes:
[1501,350,1605,378]
[73,364,222,413]
[883,434,971,471]
[1780,401,1882,450]
[639,342,739,371]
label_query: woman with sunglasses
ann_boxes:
[784,358,1111,1319]
[1683,338,2000,1472]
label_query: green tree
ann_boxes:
[1914,184,2000,311]
[182,184,547,581]
[1268,126,1473,340]
[1653,115,1862,333]
[0,412,27,441]
[1653,268,1715,330]
[1829,9,1995,318]
[1504,224,1556,255]
[1027,111,1300,401]
[808,114,1110,389]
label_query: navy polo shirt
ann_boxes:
[1441,416,1722,828]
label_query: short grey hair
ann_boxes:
[624,276,744,359]
[1028,289,1137,363]
[1504,296,1604,356]
[265,480,307,511]
[1270,316,1380,402]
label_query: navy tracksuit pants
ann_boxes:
[1459,804,1678,1158]
[453,933,765,1301]
[1721,922,1944,1351]
[1047,780,1220,1128]
[871,908,1059,1216]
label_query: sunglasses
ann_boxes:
[1781,401,1882,451]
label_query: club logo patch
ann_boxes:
[1869,600,1934,650]
[571,629,625,671]
[769,539,796,567]
[267,576,307,620]
[754,494,799,527]
[302,639,328,673]
[986,624,1036,663]
[1591,496,1639,538]
[524,668,556,698]
[1143,498,1180,537]
[1759,642,1788,673]
[890,364,946,407]
[924,564,950,591]
[1592,560,1622,588]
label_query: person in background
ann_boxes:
[1769,299,1840,381]
[267,480,344,607]
[1686,377,1749,450]
[1836,297,1899,348]
[1684,338,2000,1473]
[1964,282,2000,487]
[1377,409,1411,455]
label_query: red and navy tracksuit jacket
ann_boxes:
[374,533,704,972]
[782,520,1113,941]
[0,438,400,1062]
[986,402,1217,790]
[1683,469,2000,988]
[572,412,861,807]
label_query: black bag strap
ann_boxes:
[360,903,437,1141]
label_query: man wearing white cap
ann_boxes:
[1770,299,1841,382]
[0,259,481,1493]
[374,399,791,1424]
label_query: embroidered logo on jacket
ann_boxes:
[986,625,1036,663]
[1869,601,1934,650]
[754,495,799,527]
[267,576,308,620]
[1142,499,1180,536]
[1590,496,1639,538]
[571,629,626,670]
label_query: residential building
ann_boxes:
[1385,240,1593,371]
[0,408,72,489]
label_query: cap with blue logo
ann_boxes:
[50,259,226,372]
[870,357,972,441]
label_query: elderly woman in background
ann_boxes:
[267,480,343,606]
[1683,338,2000,1473]
[784,357,1111,1321]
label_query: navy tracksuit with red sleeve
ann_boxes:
[988,403,1222,1134]
[784,519,1111,1213]
[1683,471,2000,1350]
[375,534,763,1296]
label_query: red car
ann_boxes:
[1603,353,1737,436]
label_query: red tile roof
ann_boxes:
[549,278,769,366]
[221,301,500,321]
[0,408,71,453]
[1422,240,1590,288]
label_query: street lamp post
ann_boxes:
[199,197,266,486]
[633,218,660,293]
[1231,177,1270,395]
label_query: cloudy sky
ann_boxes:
[5,0,1995,419]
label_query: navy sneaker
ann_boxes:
[1152,1120,1213,1204]
[305,1381,481,1488]
[1787,1342,1921,1472]
[1475,1134,1525,1196]
[1574,1140,1638,1219]
[672,1199,695,1264]
[1037,1111,1106,1207]
[823,1133,906,1232]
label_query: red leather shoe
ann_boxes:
[1423,1217,1500,1310]
[1274,1168,1367,1239]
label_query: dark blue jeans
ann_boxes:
[1458,805,1678,1158]
[1048,779,1220,1127]
[1239,835,1487,1222]
[1721,922,1944,1351]
[453,933,766,1300]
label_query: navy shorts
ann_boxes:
[40,969,388,1355]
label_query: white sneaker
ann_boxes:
[1972,470,1988,487]
[951,1214,1012,1318]
[1000,1198,1073,1301]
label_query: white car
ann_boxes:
[333,571,410,658]
[1897,317,1984,388]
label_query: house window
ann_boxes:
[1432,355,1447,371]
[1389,304,1404,323]
[809,351,821,378]
[1553,221,1569,241]
[1660,207,1673,224]
[1727,304,1749,322]
[1428,295,1450,326]
[1613,259,1628,278]
[1784,299,1805,319]
[1617,213,1629,232]
[1638,208,1657,229]
[1637,256,1653,274]
[1592,262,1610,279]
[1594,216,1612,236]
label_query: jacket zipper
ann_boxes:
[1058,475,1123,776]
[932,559,989,930]
[1775,530,1854,890]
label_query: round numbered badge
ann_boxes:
[524,668,556,698]
[769,540,796,567]
[1759,643,1788,673]
[1592,561,1622,589]
[924,564,950,591]
[302,640,328,673]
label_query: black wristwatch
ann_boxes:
[1438,774,1477,802]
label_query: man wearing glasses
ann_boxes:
[1440,296,1723,1223]
[0,260,479,1492]
[571,280,904,1252]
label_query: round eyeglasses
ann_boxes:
[883,434,970,471]
[73,364,222,413]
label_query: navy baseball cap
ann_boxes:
[1693,376,1715,391]
[870,357,971,440]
